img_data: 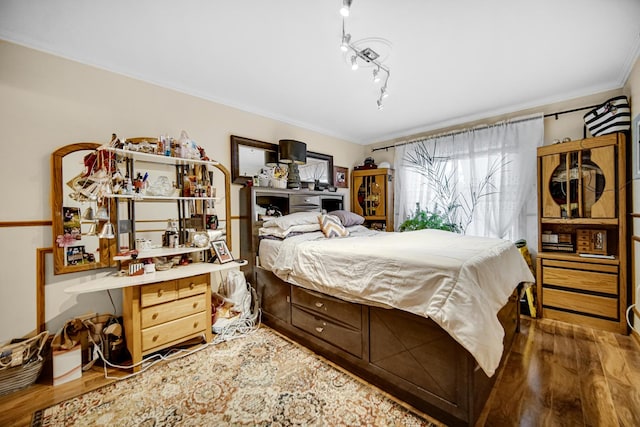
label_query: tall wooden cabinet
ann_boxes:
[536,133,629,334]
[351,168,394,231]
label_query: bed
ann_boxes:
[247,211,534,426]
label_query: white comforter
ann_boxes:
[260,226,534,376]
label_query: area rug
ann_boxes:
[32,326,440,426]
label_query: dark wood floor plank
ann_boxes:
[595,332,640,427]
[550,322,584,426]
[516,319,556,426]
[572,325,616,427]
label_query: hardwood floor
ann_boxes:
[1,317,638,427]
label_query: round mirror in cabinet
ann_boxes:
[51,143,118,274]
[548,150,606,218]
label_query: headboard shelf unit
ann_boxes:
[239,187,344,284]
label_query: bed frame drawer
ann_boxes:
[291,286,362,329]
[291,306,362,357]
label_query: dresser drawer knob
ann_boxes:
[315,327,324,333]
[193,302,199,309]
[152,335,159,342]
[315,302,324,308]
[152,313,158,320]
[157,289,163,297]
[189,283,195,290]
[193,321,199,328]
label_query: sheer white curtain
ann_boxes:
[394,114,543,242]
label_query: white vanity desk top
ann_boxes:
[64,260,247,294]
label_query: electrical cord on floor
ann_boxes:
[626,303,638,334]
[85,292,262,381]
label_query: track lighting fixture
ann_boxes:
[340,0,352,17]
[338,0,391,109]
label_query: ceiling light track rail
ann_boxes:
[339,0,391,110]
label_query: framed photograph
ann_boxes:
[211,240,234,264]
[66,245,86,265]
[334,166,348,188]
[633,113,640,179]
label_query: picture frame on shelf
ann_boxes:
[211,240,233,264]
[334,166,348,188]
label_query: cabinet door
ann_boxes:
[353,174,387,219]
[540,145,614,219]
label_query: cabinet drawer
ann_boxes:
[291,286,362,329]
[542,266,617,295]
[291,306,362,357]
[543,288,618,319]
[141,294,207,328]
[177,274,209,298]
[289,195,321,212]
[141,311,208,352]
[141,281,177,307]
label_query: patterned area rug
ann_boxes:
[32,326,440,426]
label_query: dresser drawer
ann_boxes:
[177,274,209,298]
[541,264,618,295]
[141,281,177,307]
[543,288,618,319]
[141,311,208,352]
[291,286,362,329]
[291,306,362,357]
[141,294,207,328]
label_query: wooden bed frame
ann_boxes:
[252,267,520,427]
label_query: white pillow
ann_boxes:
[262,211,321,229]
[259,223,321,239]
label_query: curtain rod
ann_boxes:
[371,104,599,153]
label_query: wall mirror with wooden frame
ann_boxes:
[51,143,117,274]
[230,135,334,187]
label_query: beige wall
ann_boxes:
[623,56,640,333]
[0,41,366,341]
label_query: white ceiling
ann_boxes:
[1,0,639,144]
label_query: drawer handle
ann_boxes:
[152,335,159,342]
[193,302,199,309]
[314,302,324,308]
[152,313,158,320]
[315,327,324,333]
[189,283,195,290]
[157,289,163,297]
[193,321,199,328]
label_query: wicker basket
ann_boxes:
[0,331,48,396]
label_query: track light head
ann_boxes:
[373,68,381,83]
[340,33,351,52]
[377,99,384,110]
[381,86,389,98]
[340,0,352,17]
[351,55,359,70]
